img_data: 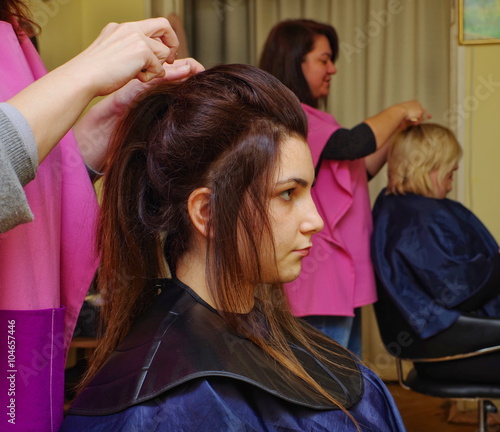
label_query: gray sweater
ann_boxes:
[0,103,38,233]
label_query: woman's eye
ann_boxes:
[280,189,294,201]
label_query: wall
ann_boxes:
[31,0,83,72]
[462,44,500,242]
[32,0,147,71]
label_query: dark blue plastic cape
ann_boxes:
[371,190,500,339]
[62,278,405,431]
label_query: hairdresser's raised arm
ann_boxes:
[7,18,179,164]
[364,100,430,148]
[363,100,431,177]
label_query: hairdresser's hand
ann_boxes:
[66,17,180,97]
[8,18,181,164]
[101,58,205,118]
[364,100,432,152]
[395,100,431,127]
[162,57,205,81]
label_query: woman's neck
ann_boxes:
[176,248,256,314]
[176,247,215,308]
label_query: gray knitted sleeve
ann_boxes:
[0,103,39,233]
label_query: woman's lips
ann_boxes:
[293,247,311,257]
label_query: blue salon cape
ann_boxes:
[371,189,500,339]
[62,276,406,431]
[61,367,405,431]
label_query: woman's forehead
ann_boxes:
[275,137,314,181]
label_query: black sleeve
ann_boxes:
[320,122,376,161]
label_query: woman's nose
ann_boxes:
[302,198,324,235]
[328,61,337,75]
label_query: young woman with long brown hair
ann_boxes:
[62,64,406,431]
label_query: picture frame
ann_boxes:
[459,0,500,45]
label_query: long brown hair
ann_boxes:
[259,19,339,108]
[85,64,358,423]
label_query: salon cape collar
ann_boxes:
[69,278,363,415]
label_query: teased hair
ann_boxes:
[82,64,359,423]
[259,19,339,108]
[387,123,462,197]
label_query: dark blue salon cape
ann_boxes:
[61,276,405,431]
[61,368,404,431]
[371,190,500,339]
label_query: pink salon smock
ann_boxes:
[285,104,377,317]
[0,22,99,432]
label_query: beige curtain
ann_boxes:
[154,0,456,380]
[179,0,455,188]
[179,0,255,66]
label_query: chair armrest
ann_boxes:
[411,315,500,359]
[374,280,500,359]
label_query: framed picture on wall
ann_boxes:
[459,0,500,44]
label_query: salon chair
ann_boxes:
[373,277,500,431]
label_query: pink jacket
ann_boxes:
[0,23,99,431]
[0,24,98,345]
[285,104,376,317]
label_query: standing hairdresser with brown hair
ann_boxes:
[260,19,428,356]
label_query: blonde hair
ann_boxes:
[387,123,462,197]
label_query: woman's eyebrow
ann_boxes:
[275,177,309,187]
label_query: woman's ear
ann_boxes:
[187,187,212,237]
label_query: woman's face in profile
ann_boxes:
[258,136,324,283]
[429,165,458,199]
[301,35,337,100]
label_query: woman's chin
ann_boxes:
[279,268,303,284]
